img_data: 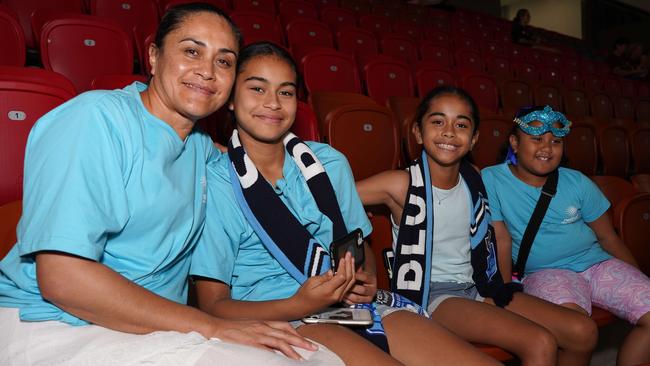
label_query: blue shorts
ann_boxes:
[427,282,484,315]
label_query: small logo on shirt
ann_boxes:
[562,206,581,224]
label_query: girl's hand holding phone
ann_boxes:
[291,253,356,314]
[343,268,378,305]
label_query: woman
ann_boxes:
[0,4,324,365]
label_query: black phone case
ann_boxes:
[329,228,364,272]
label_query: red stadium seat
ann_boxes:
[589,92,614,123]
[454,49,484,74]
[278,0,318,24]
[637,98,650,121]
[159,0,231,14]
[4,0,83,48]
[538,66,562,85]
[0,200,21,259]
[637,82,649,98]
[340,0,370,14]
[614,193,650,276]
[533,83,563,112]
[319,6,356,31]
[512,62,539,83]
[423,29,452,48]
[335,27,378,59]
[362,57,414,105]
[603,76,622,96]
[0,5,25,66]
[387,95,419,164]
[480,41,506,59]
[292,101,321,141]
[484,56,512,80]
[414,64,456,97]
[366,212,394,291]
[230,11,283,45]
[562,70,583,89]
[0,67,76,205]
[500,79,533,116]
[591,175,638,209]
[472,117,510,169]
[631,174,650,193]
[619,78,636,98]
[597,125,630,177]
[564,122,597,176]
[583,73,603,93]
[392,20,421,40]
[309,90,375,131]
[232,0,276,14]
[614,96,636,121]
[629,126,650,174]
[89,0,158,55]
[90,74,147,90]
[286,18,334,51]
[323,103,399,180]
[39,14,133,92]
[358,13,391,35]
[563,88,589,120]
[301,48,360,94]
[419,43,453,68]
[461,73,498,114]
[453,35,478,50]
[379,33,418,65]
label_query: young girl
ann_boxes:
[482,105,650,366]
[189,42,500,365]
[357,87,598,366]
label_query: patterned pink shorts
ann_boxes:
[523,258,650,324]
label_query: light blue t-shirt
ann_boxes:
[190,142,372,302]
[0,82,218,325]
[482,163,612,274]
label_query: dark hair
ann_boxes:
[414,86,480,133]
[154,2,242,51]
[513,8,529,22]
[236,41,301,89]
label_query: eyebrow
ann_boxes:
[179,38,237,57]
[426,112,472,121]
[244,76,297,88]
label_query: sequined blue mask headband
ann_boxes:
[513,106,572,137]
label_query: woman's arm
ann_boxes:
[37,252,315,359]
[587,212,639,268]
[491,221,514,283]
[356,170,409,223]
[194,255,357,321]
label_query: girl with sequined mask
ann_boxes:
[358,90,597,365]
[483,105,650,366]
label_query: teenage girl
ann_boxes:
[483,105,650,366]
[357,87,598,366]
[189,42,499,365]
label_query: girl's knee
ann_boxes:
[566,315,598,352]
[526,327,558,362]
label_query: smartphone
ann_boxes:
[329,228,364,272]
[302,308,373,326]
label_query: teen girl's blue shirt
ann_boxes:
[482,163,612,274]
[190,143,372,303]
[0,82,217,325]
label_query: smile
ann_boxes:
[535,155,552,161]
[254,114,283,124]
[435,143,459,151]
[183,82,216,95]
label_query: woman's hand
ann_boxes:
[291,253,356,313]
[210,319,318,360]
